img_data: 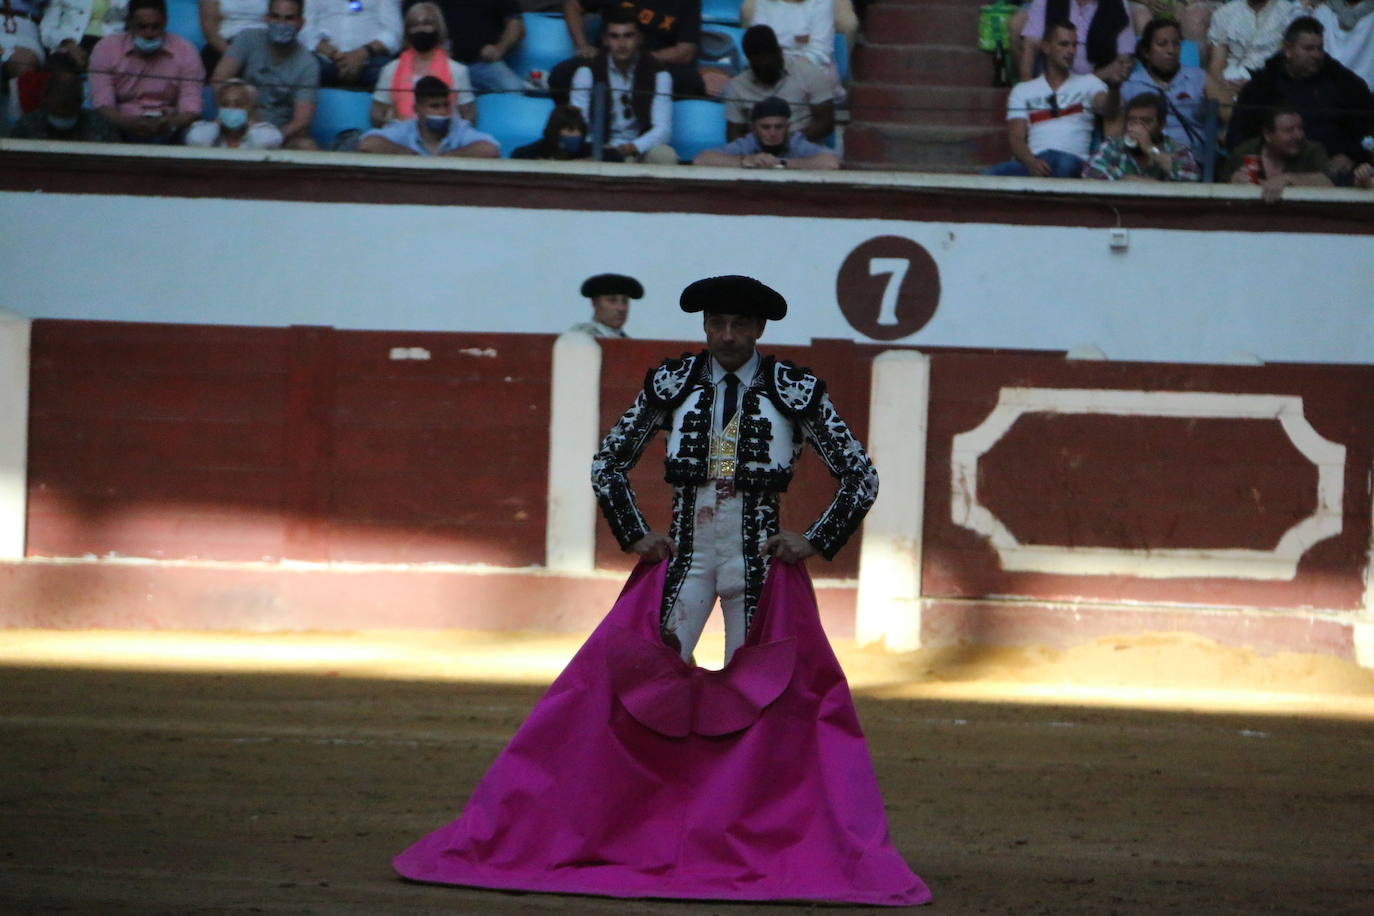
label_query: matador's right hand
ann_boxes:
[630,532,676,562]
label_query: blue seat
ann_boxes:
[834,33,849,83]
[310,87,374,149]
[702,0,742,24]
[1180,38,1201,69]
[166,0,206,50]
[671,99,726,163]
[507,13,575,85]
[699,24,745,73]
[475,92,554,157]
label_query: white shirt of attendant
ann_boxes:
[1207,0,1299,82]
[709,350,761,433]
[569,319,628,338]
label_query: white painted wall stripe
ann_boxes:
[950,388,1347,581]
[545,332,601,573]
[856,350,931,651]
[0,309,30,559]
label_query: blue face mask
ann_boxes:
[267,22,298,45]
[558,134,584,155]
[46,113,80,132]
[218,107,249,130]
[422,114,451,133]
[132,34,164,53]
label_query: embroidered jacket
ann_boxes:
[591,351,879,628]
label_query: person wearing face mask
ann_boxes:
[694,95,839,168]
[724,25,834,143]
[510,103,605,158]
[11,52,119,140]
[184,77,284,147]
[370,1,475,127]
[357,73,499,154]
[1120,17,1214,148]
[1227,16,1374,179]
[210,0,319,148]
[89,0,205,142]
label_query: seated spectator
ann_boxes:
[568,273,643,337]
[89,0,205,143]
[1222,103,1332,198]
[210,0,318,149]
[1121,17,1212,148]
[185,77,284,146]
[1309,0,1374,91]
[10,52,119,140]
[1082,90,1202,177]
[986,20,1125,176]
[427,0,526,95]
[1227,16,1374,181]
[39,0,130,70]
[371,2,475,126]
[197,0,267,76]
[1206,0,1295,99]
[569,6,677,163]
[551,0,705,103]
[693,95,840,168]
[301,0,401,88]
[2,0,49,78]
[1013,0,1137,84]
[358,73,500,154]
[511,103,605,158]
[724,24,834,142]
[742,0,835,68]
[1128,1,1217,49]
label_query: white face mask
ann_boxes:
[133,34,164,53]
[218,107,250,130]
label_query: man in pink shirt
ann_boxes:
[89,0,205,142]
[1014,0,1137,82]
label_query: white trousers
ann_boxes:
[666,482,748,666]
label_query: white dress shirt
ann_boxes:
[300,0,402,56]
[709,351,761,432]
[570,57,673,155]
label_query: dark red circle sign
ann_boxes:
[836,236,940,341]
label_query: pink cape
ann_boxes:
[393,559,932,906]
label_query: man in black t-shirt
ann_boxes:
[549,0,705,102]
[414,0,528,93]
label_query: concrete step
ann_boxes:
[864,2,982,47]
[855,43,997,87]
[849,83,1009,127]
[844,122,1009,170]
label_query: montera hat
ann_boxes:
[679,275,788,320]
[580,273,645,299]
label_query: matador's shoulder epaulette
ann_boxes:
[643,351,707,409]
[766,357,827,418]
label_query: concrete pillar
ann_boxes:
[0,309,31,559]
[545,331,602,572]
[856,350,931,651]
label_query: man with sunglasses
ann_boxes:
[569,4,678,163]
[986,18,1126,176]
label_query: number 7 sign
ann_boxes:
[836,236,941,341]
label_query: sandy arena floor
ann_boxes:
[2,628,1373,915]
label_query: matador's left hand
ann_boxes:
[762,531,818,564]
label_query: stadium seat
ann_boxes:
[834,34,849,83]
[699,24,745,73]
[702,0,742,25]
[671,99,726,163]
[507,13,575,87]
[1180,39,1201,69]
[310,87,374,149]
[166,0,206,50]
[475,92,554,157]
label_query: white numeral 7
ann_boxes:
[868,258,909,326]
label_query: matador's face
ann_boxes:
[704,313,765,372]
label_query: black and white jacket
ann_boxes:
[591,350,879,631]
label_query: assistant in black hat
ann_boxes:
[571,273,644,339]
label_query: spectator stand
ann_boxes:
[508,12,575,90]
[475,92,554,157]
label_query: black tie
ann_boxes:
[722,373,740,427]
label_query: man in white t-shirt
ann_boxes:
[986,19,1126,176]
